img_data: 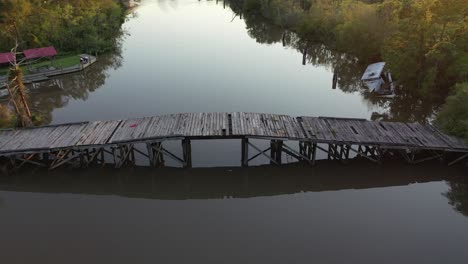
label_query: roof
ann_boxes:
[23,46,57,60]
[361,62,386,81]
[0,52,14,64]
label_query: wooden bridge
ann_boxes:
[0,112,467,170]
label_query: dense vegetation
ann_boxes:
[0,0,126,54]
[238,0,467,93]
[0,0,126,128]
[435,82,468,139]
[0,0,466,139]
[227,0,468,139]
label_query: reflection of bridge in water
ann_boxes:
[0,162,465,200]
[0,112,467,171]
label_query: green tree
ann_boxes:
[0,0,125,54]
[435,83,468,140]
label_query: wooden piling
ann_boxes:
[241,138,249,167]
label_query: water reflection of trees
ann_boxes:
[365,88,443,123]
[240,10,365,93]
[244,14,284,45]
[4,50,123,124]
[1,0,449,125]
[221,0,444,123]
[445,181,468,217]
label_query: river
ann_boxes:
[1,1,468,263]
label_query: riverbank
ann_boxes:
[0,54,81,75]
[0,54,97,89]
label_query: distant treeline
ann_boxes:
[0,0,126,54]
[228,0,468,140]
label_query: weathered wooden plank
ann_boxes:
[407,123,449,149]
[317,117,337,141]
[298,117,319,139]
[0,128,38,152]
[426,124,468,150]
[264,113,274,136]
[372,122,401,145]
[337,119,358,143]
[325,119,348,143]
[76,120,121,146]
[109,117,152,143]
[377,121,409,146]
[380,122,417,146]
[0,130,17,150]
[49,123,89,149]
[231,112,238,135]
[0,113,467,158]
[17,126,56,150]
[356,120,384,144]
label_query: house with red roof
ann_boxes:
[23,46,57,60]
[0,52,14,65]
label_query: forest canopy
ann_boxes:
[0,0,125,54]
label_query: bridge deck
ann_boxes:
[0,112,466,156]
[298,116,466,151]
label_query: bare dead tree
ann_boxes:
[4,22,32,127]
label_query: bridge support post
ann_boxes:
[182,139,192,168]
[49,149,81,170]
[339,145,351,163]
[241,138,249,167]
[147,143,154,167]
[299,142,305,157]
[155,143,165,167]
[277,141,283,164]
[311,143,317,165]
[100,148,105,165]
[147,142,165,167]
[42,153,49,165]
[270,140,283,165]
[300,142,317,165]
[298,141,311,163]
[130,145,136,166]
[115,144,135,168]
[326,144,342,161]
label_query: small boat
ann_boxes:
[361,62,395,97]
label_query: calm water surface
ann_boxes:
[1,162,468,263]
[1,1,467,263]
[29,0,380,125]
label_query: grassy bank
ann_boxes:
[0,54,81,76]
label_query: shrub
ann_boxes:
[435,83,468,141]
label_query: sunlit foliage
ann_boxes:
[0,105,14,128]
[0,0,125,54]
